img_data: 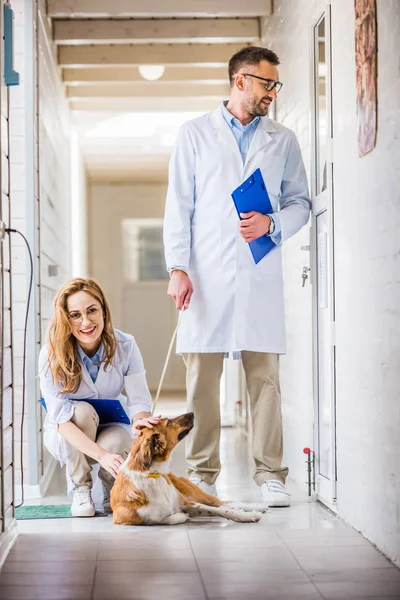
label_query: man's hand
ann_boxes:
[239,211,271,243]
[167,270,194,310]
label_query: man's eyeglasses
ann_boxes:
[242,73,283,94]
[68,306,102,324]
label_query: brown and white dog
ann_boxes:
[111,412,267,525]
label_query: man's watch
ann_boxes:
[268,216,275,235]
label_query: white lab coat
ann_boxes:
[38,329,152,466]
[164,106,311,354]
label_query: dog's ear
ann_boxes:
[152,433,167,456]
[131,434,154,470]
[132,432,167,470]
[140,436,153,469]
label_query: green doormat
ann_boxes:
[15,505,109,520]
[16,505,73,520]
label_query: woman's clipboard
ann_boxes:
[40,398,131,425]
[231,168,276,264]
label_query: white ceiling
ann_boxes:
[47,1,272,180]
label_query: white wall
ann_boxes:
[71,130,89,278]
[88,181,185,392]
[0,0,17,562]
[89,182,167,323]
[37,0,73,486]
[10,0,35,494]
[331,0,400,566]
[10,0,73,494]
[261,2,316,489]
[263,0,400,566]
[38,0,72,335]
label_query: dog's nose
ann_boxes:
[187,412,194,418]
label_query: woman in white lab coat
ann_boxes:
[39,277,159,517]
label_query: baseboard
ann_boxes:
[15,458,58,502]
[0,519,19,568]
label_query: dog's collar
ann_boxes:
[147,473,161,478]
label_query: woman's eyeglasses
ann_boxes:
[68,306,102,323]
[242,73,283,94]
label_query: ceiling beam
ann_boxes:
[63,66,229,84]
[70,98,222,112]
[58,43,249,67]
[47,0,272,18]
[86,167,170,184]
[53,17,260,45]
[83,150,173,161]
[66,83,230,99]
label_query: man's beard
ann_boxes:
[244,96,272,117]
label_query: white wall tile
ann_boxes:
[261,1,315,494]
[10,107,25,137]
[264,0,400,568]
[9,0,72,494]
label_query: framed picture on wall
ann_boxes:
[354,0,377,157]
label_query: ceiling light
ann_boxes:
[85,112,205,140]
[86,114,156,138]
[138,65,165,81]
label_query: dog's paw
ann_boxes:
[226,502,268,514]
[243,511,263,523]
[160,512,189,525]
[225,509,263,523]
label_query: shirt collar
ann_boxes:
[221,102,260,131]
[77,343,103,364]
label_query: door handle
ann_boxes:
[302,266,310,287]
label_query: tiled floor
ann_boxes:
[1,398,399,599]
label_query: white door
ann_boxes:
[311,3,337,509]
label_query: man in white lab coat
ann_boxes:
[163,46,311,507]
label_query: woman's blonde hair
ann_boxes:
[46,278,117,394]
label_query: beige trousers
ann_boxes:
[184,352,288,486]
[68,401,132,489]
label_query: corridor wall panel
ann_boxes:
[263,0,400,568]
[260,1,315,489]
[10,0,72,496]
[0,0,16,558]
[37,0,72,482]
[11,0,40,492]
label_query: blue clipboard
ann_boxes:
[231,168,276,264]
[40,397,131,425]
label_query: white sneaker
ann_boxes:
[190,476,217,496]
[261,480,291,507]
[102,482,113,514]
[71,486,96,517]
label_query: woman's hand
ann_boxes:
[132,415,161,436]
[98,450,125,479]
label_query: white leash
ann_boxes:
[151,309,184,416]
